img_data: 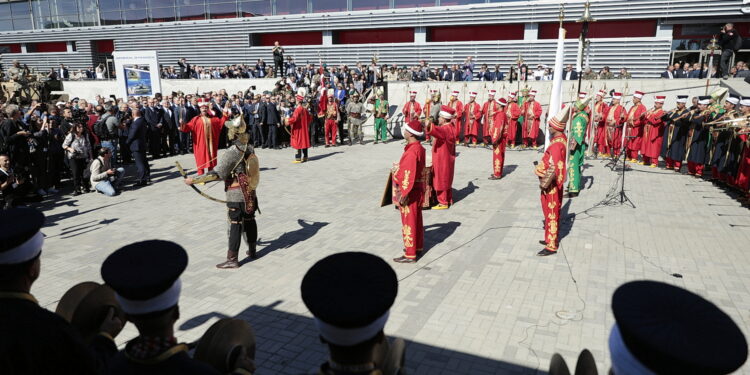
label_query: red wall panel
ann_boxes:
[0,44,21,53]
[94,40,115,53]
[27,41,67,53]
[335,28,414,44]
[428,24,524,42]
[258,31,322,46]
[539,20,657,39]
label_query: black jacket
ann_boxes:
[719,29,740,51]
[127,117,148,152]
[0,119,30,163]
[143,106,164,131]
[259,102,281,125]
[563,70,579,80]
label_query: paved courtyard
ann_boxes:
[32,139,750,374]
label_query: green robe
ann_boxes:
[568,111,589,193]
[375,99,389,141]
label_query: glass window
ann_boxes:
[150,7,176,22]
[177,0,205,5]
[78,0,98,13]
[78,11,98,26]
[122,9,148,23]
[53,0,79,15]
[122,0,147,10]
[239,1,271,16]
[275,0,306,15]
[11,1,31,17]
[179,4,206,19]
[208,2,236,18]
[442,0,486,4]
[352,0,389,10]
[37,16,56,28]
[99,0,121,9]
[31,0,52,17]
[394,0,437,8]
[56,14,81,27]
[100,10,122,24]
[0,3,10,16]
[311,0,346,13]
[13,17,34,31]
[150,0,176,6]
[0,19,12,32]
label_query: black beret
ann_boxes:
[101,240,188,301]
[301,252,397,329]
[612,280,747,374]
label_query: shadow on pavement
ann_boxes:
[179,300,541,375]
[241,219,330,265]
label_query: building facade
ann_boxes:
[0,0,746,78]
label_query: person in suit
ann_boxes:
[58,64,69,80]
[260,94,280,149]
[126,107,150,186]
[173,97,188,154]
[450,65,463,81]
[161,99,177,156]
[255,59,267,78]
[476,64,493,81]
[143,98,164,159]
[177,58,191,79]
[661,65,676,79]
[564,64,579,80]
[244,96,263,147]
[493,65,504,81]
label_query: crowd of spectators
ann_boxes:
[661,60,750,79]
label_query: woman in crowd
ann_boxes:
[62,122,92,196]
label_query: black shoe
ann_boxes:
[538,240,547,245]
[488,175,501,180]
[537,249,557,256]
[567,192,579,198]
[72,190,82,196]
[245,245,257,259]
[392,256,416,264]
[216,259,239,269]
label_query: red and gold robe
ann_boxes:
[462,100,482,139]
[625,103,647,157]
[448,99,464,139]
[426,123,457,206]
[605,104,625,156]
[506,101,522,146]
[402,100,422,121]
[490,110,508,178]
[289,104,311,150]
[393,141,426,259]
[593,101,610,151]
[521,100,542,146]
[641,108,665,162]
[182,113,227,174]
[535,134,567,252]
[481,99,500,141]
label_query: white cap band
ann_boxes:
[676,98,689,103]
[404,123,424,137]
[609,324,657,375]
[439,111,453,119]
[315,311,390,346]
[0,231,43,264]
[115,279,182,315]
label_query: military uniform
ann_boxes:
[686,97,712,176]
[535,109,568,256]
[662,97,691,171]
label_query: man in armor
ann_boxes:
[345,92,366,145]
[185,108,260,269]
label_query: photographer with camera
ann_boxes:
[90,147,124,196]
[719,23,742,79]
[62,122,92,196]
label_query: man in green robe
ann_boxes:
[567,97,591,198]
[374,89,389,144]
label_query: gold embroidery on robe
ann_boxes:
[402,225,414,248]
[402,170,410,190]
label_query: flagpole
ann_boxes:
[545,4,566,151]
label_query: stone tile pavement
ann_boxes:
[30,140,750,374]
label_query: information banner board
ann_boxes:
[113,51,161,98]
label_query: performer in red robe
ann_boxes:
[535,107,569,256]
[289,94,311,163]
[462,91,482,147]
[480,89,498,144]
[593,90,610,156]
[625,91,647,162]
[402,91,422,122]
[392,119,426,264]
[604,93,626,157]
[425,105,457,210]
[447,90,463,144]
[489,98,508,180]
[733,100,750,192]
[181,100,228,174]
[640,96,666,167]
[321,92,338,147]
[521,90,542,148]
[506,92,522,148]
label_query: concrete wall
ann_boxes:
[61,79,279,102]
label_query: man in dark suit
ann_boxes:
[177,58,191,79]
[564,64,579,80]
[661,65,676,79]
[160,99,177,156]
[244,96,264,147]
[58,64,69,80]
[126,107,150,185]
[450,65,463,81]
[260,94,281,149]
[143,98,164,159]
